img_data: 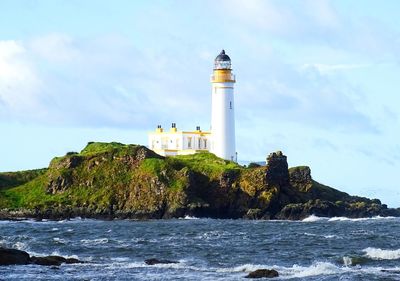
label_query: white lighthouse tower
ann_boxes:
[211,50,236,161]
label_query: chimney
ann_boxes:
[171,123,177,132]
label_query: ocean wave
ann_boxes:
[217,261,348,278]
[329,216,396,222]
[49,250,79,260]
[53,237,67,244]
[363,247,400,260]
[302,215,327,222]
[13,241,27,250]
[81,238,109,246]
[324,234,339,239]
[343,256,353,267]
[106,260,205,271]
[179,215,200,220]
[285,262,346,278]
[216,263,267,273]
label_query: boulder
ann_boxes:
[245,269,279,278]
[0,247,83,267]
[30,255,83,266]
[144,258,178,265]
[30,256,66,266]
[0,248,30,265]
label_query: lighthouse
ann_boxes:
[148,49,237,162]
[211,50,236,161]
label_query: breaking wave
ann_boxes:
[363,247,400,260]
[329,216,396,222]
[302,215,327,222]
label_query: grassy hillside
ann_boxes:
[0,169,47,190]
[0,142,392,220]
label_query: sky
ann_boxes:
[1,0,399,207]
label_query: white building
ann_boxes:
[148,123,212,156]
[148,50,237,161]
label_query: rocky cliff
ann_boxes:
[0,142,397,220]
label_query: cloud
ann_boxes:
[30,33,80,62]
[235,58,377,133]
[224,0,296,34]
[223,0,340,38]
[0,40,43,116]
[0,34,212,129]
[302,63,371,75]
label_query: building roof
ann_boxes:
[215,49,231,62]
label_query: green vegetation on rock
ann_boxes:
[0,168,47,190]
[0,142,396,220]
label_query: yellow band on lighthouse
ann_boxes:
[211,69,236,83]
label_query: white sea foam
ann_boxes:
[284,262,345,278]
[302,215,326,222]
[303,232,318,237]
[218,261,349,278]
[111,257,130,262]
[329,216,396,222]
[181,215,199,220]
[329,217,368,222]
[13,241,27,250]
[323,234,338,239]
[50,250,79,260]
[106,260,204,272]
[81,238,109,245]
[301,232,339,239]
[53,237,66,244]
[343,256,353,267]
[51,227,59,231]
[363,247,400,260]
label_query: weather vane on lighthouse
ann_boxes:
[148,49,237,162]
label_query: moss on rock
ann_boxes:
[0,143,397,220]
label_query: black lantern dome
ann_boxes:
[214,50,231,69]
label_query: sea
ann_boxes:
[1,216,400,280]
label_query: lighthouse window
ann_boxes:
[198,138,201,149]
[204,139,207,148]
[229,101,232,109]
[188,137,192,149]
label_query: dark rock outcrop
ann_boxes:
[30,255,82,266]
[245,269,279,278]
[0,247,83,266]
[1,142,398,221]
[144,258,179,265]
[0,248,30,265]
[265,151,289,187]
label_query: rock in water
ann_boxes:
[245,269,279,279]
[0,248,30,265]
[0,247,83,266]
[30,256,66,266]
[30,255,83,266]
[144,258,178,265]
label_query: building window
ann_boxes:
[188,137,192,149]
[229,101,232,109]
[198,138,201,149]
[204,139,207,148]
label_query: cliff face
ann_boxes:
[0,142,397,220]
